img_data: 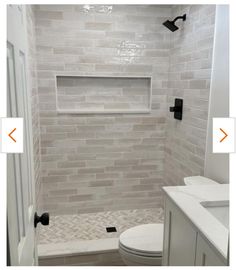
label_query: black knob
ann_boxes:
[169,106,175,112]
[34,212,49,228]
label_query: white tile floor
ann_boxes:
[39,207,164,244]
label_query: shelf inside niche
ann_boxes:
[56,75,152,114]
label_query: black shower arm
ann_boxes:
[172,15,186,23]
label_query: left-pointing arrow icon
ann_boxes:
[8,128,16,142]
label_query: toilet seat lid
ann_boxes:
[119,223,163,255]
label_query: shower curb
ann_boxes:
[38,237,124,266]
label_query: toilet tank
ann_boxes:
[183,176,219,186]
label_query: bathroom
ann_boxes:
[6,3,230,267]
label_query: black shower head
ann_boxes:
[163,20,179,32]
[163,14,186,32]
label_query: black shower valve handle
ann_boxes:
[169,105,181,112]
[169,98,183,120]
[169,106,175,112]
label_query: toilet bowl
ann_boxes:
[119,176,219,266]
[119,224,163,266]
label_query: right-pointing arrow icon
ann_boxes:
[219,128,228,143]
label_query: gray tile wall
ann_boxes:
[33,4,216,215]
[34,5,172,215]
[164,5,216,185]
[56,76,151,112]
[26,6,41,207]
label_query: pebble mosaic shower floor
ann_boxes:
[38,207,164,244]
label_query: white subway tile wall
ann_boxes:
[29,4,215,215]
[164,5,216,185]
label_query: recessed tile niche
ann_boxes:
[56,76,151,114]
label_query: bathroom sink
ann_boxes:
[200,200,229,229]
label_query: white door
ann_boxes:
[7,5,37,266]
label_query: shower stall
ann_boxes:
[9,4,218,266]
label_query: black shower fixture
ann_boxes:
[169,98,183,120]
[163,14,186,32]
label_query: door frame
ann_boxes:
[7,4,37,266]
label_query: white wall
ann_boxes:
[204,5,229,183]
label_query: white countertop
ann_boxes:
[162,184,229,260]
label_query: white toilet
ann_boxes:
[118,176,219,266]
[119,223,163,266]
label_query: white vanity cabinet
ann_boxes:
[195,234,226,266]
[162,197,197,266]
[162,196,227,266]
